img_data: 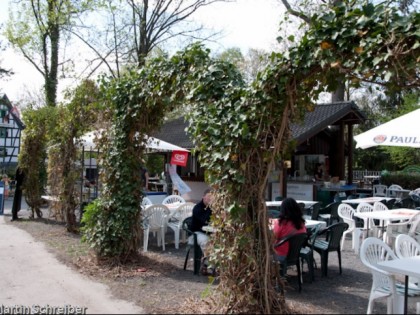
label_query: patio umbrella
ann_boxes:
[354,108,420,149]
[79,130,189,152]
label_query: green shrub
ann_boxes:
[380,173,420,190]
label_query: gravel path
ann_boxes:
[0,199,144,314]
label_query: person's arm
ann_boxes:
[273,219,286,240]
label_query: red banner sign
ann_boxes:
[170,150,188,167]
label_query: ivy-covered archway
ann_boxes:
[82,2,418,313]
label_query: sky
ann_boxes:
[0,0,285,102]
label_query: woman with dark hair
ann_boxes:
[273,197,307,262]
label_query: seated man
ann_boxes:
[190,188,214,275]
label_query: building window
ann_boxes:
[0,128,7,138]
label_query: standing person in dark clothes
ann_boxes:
[190,188,214,275]
[313,163,324,182]
[11,167,25,221]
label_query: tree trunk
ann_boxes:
[45,0,60,107]
[331,80,346,102]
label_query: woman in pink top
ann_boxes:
[273,198,307,262]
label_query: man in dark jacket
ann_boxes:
[11,167,25,221]
[190,189,214,275]
[191,188,213,234]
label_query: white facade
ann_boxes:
[0,95,24,169]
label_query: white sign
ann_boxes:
[287,183,314,201]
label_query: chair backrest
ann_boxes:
[388,184,403,190]
[356,202,374,213]
[310,203,321,220]
[162,194,186,205]
[394,197,416,209]
[387,184,403,198]
[360,237,397,273]
[408,214,420,241]
[274,233,308,265]
[323,222,349,250]
[182,216,193,236]
[338,203,356,228]
[141,196,153,206]
[408,212,420,229]
[373,184,388,197]
[307,223,322,245]
[322,201,341,221]
[142,204,170,229]
[395,234,420,259]
[373,201,388,212]
[170,202,195,222]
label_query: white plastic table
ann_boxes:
[266,200,319,209]
[377,256,420,314]
[304,219,327,229]
[353,208,419,237]
[342,197,394,205]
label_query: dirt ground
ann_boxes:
[3,199,413,314]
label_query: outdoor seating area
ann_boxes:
[141,195,193,252]
[265,187,420,305]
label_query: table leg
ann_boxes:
[404,275,408,315]
[366,218,370,238]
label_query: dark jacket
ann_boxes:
[191,199,212,233]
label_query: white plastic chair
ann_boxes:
[394,233,420,291]
[373,201,389,237]
[141,196,153,207]
[373,184,388,197]
[409,215,420,243]
[356,202,381,238]
[387,184,403,198]
[360,237,420,314]
[142,204,170,252]
[395,234,420,258]
[383,212,420,247]
[338,203,362,254]
[373,201,389,212]
[167,202,195,249]
[162,194,186,205]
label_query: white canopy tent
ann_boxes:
[354,108,420,149]
[79,130,189,152]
